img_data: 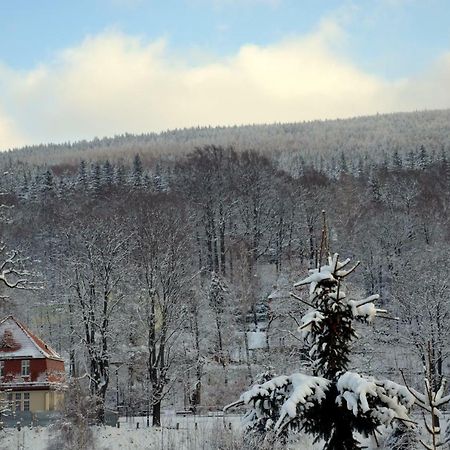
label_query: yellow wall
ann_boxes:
[0,390,64,412]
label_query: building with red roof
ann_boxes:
[0,316,65,413]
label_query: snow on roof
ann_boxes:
[0,316,63,360]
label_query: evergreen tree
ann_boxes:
[41,169,55,198]
[392,149,403,170]
[154,168,169,192]
[89,163,102,194]
[226,219,414,449]
[102,160,114,187]
[29,173,41,202]
[418,145,429,170]
[56,177,68,199]
[77,160,88,190]
[131,154,143,188]
[114,164,126,186]
[154,163,164,192]
[142,173,152,190]
[407,150,416,169]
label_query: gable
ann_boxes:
[0,316,62,360]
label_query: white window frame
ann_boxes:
[23,392,30,411]
[15,392,21,411]
[21,360,30,377]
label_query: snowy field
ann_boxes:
[0,414,324,450]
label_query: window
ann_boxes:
[15,392,21,411]
[23,393,30,411]
[21,360,30,377]
[0,361,4,377]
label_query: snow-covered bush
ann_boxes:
[226,252,415,450]
[47,380,98,450]
[381,422,418,450]
[403,363,450,450]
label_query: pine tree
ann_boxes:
[89,162,102,194]
[392,149,403,170]
[29,173,41,202]
[154,163,164,192]
[407,150,416,169]
[77,160,88,190]
[131,154,143,188]
[56,177,68,199]
[226,216,415,449]
[41,169,55,198]
[418,145,429,170]
[102,160,114,187]
[114,164,126,186]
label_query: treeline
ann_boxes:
[1,108,449,169]
[1,138,447,204]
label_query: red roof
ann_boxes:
[0,316,63,361]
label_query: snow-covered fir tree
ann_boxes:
[131,153,143,188]
[226,226,415,450]
[102,159,114,187]
[77,159,88,189]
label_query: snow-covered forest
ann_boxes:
[1,109,450,449]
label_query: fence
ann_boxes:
[0,409,118,428]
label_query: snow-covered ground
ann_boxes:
[1,414,322,450]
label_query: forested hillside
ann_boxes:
[0,110,449,438]
[2,109,450,170]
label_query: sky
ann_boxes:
[0,0,449,149]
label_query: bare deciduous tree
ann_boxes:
[64,219,130,423]
[133,196,194,426]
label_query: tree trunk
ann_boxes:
[244,330,253,384]
[191,308,202,412]
[96,396,105,425]
[219,203,226,277]
[308,224,315,268]
[152,399,161,427]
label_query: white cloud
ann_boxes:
[0,20,449,149]
[0,105,27,150]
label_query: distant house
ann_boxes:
[0,316,65,413]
